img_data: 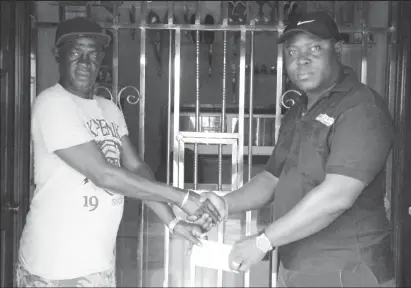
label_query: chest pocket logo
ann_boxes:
[315,113,335,127]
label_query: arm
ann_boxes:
[224,171,279,214]
[265,103,394,247]
[35,96,219,220]
[119,135,177,225]
[265,174,365,247]
[55,142,185,204]
[223,119,293,214]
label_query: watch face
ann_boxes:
[257,234,272,252]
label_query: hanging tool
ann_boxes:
[162,12,178,48]
[189,13,203,45]
[147,10,163,76]
[128,4,137,40]
[99,1,123,18]
[228,1,247,24]
[284,1,300,22]
[203,14,215,77]
[255,1,269,23]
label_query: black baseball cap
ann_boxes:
[278,11,343,43]
[55,17,111,47]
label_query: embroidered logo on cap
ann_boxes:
[297,20,315,26]
[315,114,335,126]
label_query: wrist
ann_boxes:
[167,217,181,234]
[180,190,191,208]
[221,196,229,221]
[255,230,274,253]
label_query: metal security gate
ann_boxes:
[31,1,402,287]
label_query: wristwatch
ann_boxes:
[256,232,274,253]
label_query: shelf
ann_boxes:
[184,144,274,156]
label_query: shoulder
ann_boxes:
[32,84,76,117]
[95,96,123,115]
[337,84,393,123]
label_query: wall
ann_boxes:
[35,1,390,175]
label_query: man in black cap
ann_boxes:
[16,17,219,287]
[198,11,395,287]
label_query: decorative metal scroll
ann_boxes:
[94,85,140,112]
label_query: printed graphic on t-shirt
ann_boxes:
[82,117,124,203]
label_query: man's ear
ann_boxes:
[53,46,60,63]
[334,40,343,60]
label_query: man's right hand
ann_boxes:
[186,192,228,226]
[180,190,222,224]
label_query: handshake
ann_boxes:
[168,190,228,246]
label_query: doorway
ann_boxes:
[0,1,33,287]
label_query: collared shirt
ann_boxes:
[265,66,394,282]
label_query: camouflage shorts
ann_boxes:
[15,261,116,287]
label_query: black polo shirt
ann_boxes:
[265,66,394,280]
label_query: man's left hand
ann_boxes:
[173,221,205,247]
[228,233,266,272]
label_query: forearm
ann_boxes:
[131,163,176,225]
[264,185,347,248]
[224,171,278,214]
[98,164,185,206]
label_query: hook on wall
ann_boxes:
[203,14,215,77]
[228,1,247,25]
[189,14,203,45]
[147,10,163,76]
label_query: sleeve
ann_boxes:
[326,103,394,185]
[34,96,93,153]
[265,143,287,178]
[265,117,295,178]
[115,105,129,138]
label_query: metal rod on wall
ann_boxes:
[164,2,174,287]
[248,21,255,183]
[37,20,386,34]
[193,1,201,191]
[360,1,369,84]
[384,0,399,230]
[271,2,285,287]
[217,3,229,288]
[112,4,119,106]
[98,23,382,33]
[238,28,247,287]
[137,2,147,287]
[244,18,255,288]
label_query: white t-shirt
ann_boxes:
[19,83,128,280]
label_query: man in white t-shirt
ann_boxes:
[16,17,220,287]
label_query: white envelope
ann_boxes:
[191,239,239,273]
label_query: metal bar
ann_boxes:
[217,2,229,286]
[172,27,182,190]
[272,2,285,285]
[102,23,387,33]
[193,1,201,192]
[164,2,174,286]
[36,21,389,34]
[248,22,255,182]
[177,131,239,140]
[385,0,399,228]
[137,2,147,287]
[29,9,37,201]
[360,1,369,84]
[112,4,119,106]
[232,141,239,190]
[236,29,248,287]
[218,7,228,199]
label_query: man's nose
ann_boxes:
[78,53,91,65]
[296,53,311,65]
